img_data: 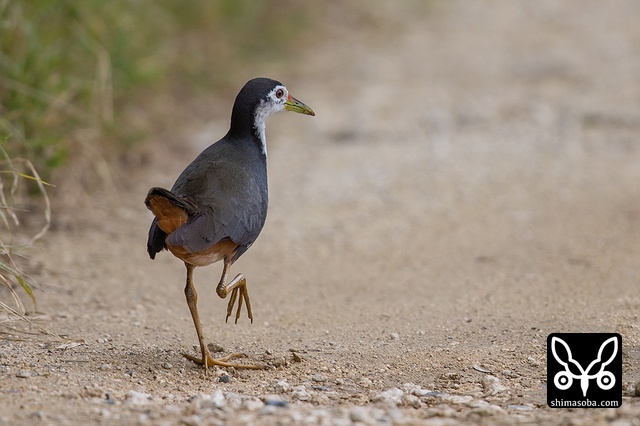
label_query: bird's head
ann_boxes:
[231,77,314,155]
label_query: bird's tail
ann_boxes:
[145,187,197,259]
[145,187,193,235]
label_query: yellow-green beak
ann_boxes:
[285,95,315,116]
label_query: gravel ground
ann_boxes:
[2,1,640,425]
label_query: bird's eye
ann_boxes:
[275,88,284,99]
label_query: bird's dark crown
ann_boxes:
[227,77,284,140]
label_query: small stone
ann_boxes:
[349,406,374,423]
[161,362,173,370]
[241,396,264,411]
[210,389,226,409]
[99,364,111,371]
[207,343,225,353]
[469,399,506,416]
[357,377,372,388]
[219,374,230,383]
[262,395,288,407]
[402,382,431,397]
[30,411,45,420]
[311,393,330,405]
[508,404,533,411]
[16,370,32,378]
[372,387,404,405]
[312,374,327,383]
[401,394,422,408]
[126,390,152,405]
[275,380,291,393]
[425,406,457,418]
[390,333,400,340]
[436,393,474,404]
[180,415,204,426]
[482,375,509,395]
[292,385,311,401]
[312,385,330,392]
[190,390,226,410]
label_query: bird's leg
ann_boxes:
[216,258,253,324]
[182,262,262,371]
[183,263,212,375]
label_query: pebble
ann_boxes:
[292,385,311,401]
[349,406,375,423]
[482,375,509,395]
[390,332,400,340]
[262,395,288,407]
[357,377,372,388]
[99,364,111,371]
[180,415,204,426]
[435,393,474,405]
[372,387,404,405]
[191,390,226,410]
[240,397,264,411]
[468,399,506,416]
[16,370,32,378]
[508,404,533,411]
[312,374,327,382]
[126,390,152,406]
[161,362,172,370]
[402,382,431,397]
[275,379,291,393]
[401,394,422,408]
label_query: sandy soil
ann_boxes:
[2,1,640,425]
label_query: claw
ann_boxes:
[218,267,253,324]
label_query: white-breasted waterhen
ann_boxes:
[145,78,314,372]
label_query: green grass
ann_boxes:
[0,0,314,178]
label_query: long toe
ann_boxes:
[182,352,265,370]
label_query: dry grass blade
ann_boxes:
[0,300,60,339]
[0,143,54,338]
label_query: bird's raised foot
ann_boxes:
[221,273,253,324]
[182,351,265,370]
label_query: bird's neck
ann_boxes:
[228,103,268,158]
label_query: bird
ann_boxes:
[145,77,314,373]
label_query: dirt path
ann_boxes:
[2,2,640,424]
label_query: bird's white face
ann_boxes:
[253,85,288,156]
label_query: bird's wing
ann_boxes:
[165,193,265,257]
[162,140,268,260]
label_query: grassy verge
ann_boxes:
[1,0,314,179]
[0,143,56,337]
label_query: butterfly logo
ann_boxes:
[551,336,618,397]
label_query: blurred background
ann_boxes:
[2,0,640,336]
[1,0,640,422]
